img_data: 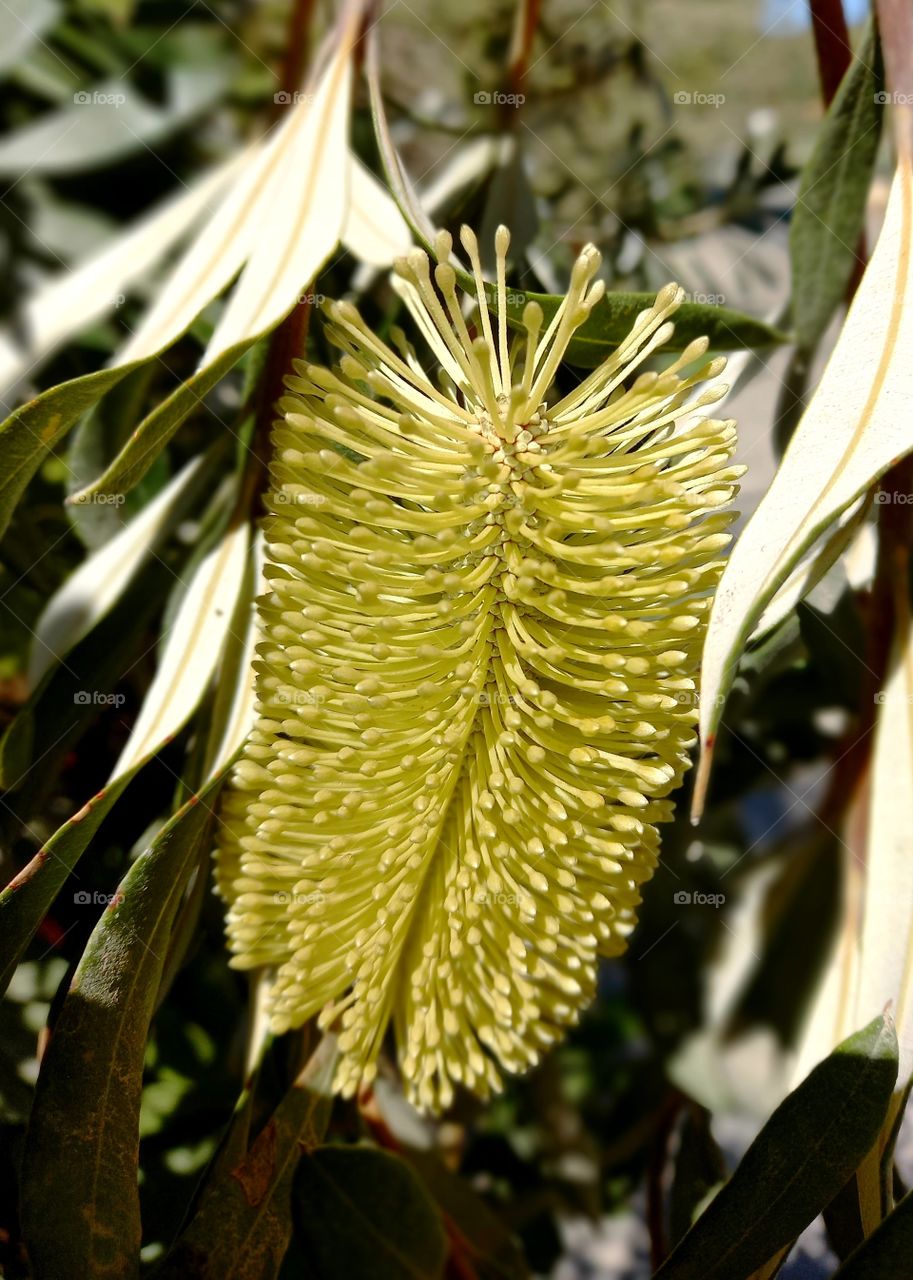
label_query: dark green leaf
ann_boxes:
[833,1189,913,1278]
[293,1145,448,1280]
[654,1015,898,1280]
[502,289,789,363]
[71,342,253,502]
[789,19,884,351]
[0,776,131,999]
[155,1038,336,1280]
[0,364,133,541]
[19,774,226,1279]
[402,1148,527,1280]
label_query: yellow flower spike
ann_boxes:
[215,225,744,1112]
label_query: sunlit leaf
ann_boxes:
[695,155,913,816]
[19,771,228,1280]
[655,1015,898,1280]
[790,18,884,351]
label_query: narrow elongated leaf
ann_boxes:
[401,1149,526,1280]
[292,1146,448,1280]
[202,8,356,364]
[0,68,230,176]
[655,1015,898,1280]
[695,154,913,813]
[155,1037,336,1280]
[0,154,243,392]
[0,551,175,793]
[19,772,227,1280]
[111,519,250,778]
[790,19,884,351]
[29,451,209,686]
[502,287,790,362]
[0,774,133,999]
[341,155,413,266]
[69,345,251,503]
[0,364,132,540]
[833,1190,913,1277]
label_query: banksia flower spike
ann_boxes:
[216,225,743,1111]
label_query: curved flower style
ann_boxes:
[216,226,743,1111]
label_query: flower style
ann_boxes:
[215,225,743,1111]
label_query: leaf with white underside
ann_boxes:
[202,15,356,363]
[28,453,208,687]
[110,519,251,780]
[341,155,413,265]
[694,154,913,816]
[0,151,244,390]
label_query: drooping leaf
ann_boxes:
[501,287,790,362]
[201,8,356,364]
[790,18,884,351]
[110,519,251,778]
[832,1189,913,1278]
[654,1015,898,1280]
[19,773,228,1280]
[154,1037,336,1280]
[401,1148,527,1280]
[29,449,212,686]
[695,154,913,815]
[0,66,231,176]
[0,153,243,393]
[292,1145,449,1280]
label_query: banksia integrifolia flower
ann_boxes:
[216,225,744,1111]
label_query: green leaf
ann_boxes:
[833,1189,913,1277]
[502,289,790,363]
[292,1145,448,1280]
[0,550,176,793]
[0,363,134,541]
[655,1015,898,1280]
[402,1149,526,1280]
[70,343,252,502]
[790,19,885,351]
[0,776,132,1000]
[154,1038,336,1280]
[0,67,231,176]
[19,773,227,1280]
